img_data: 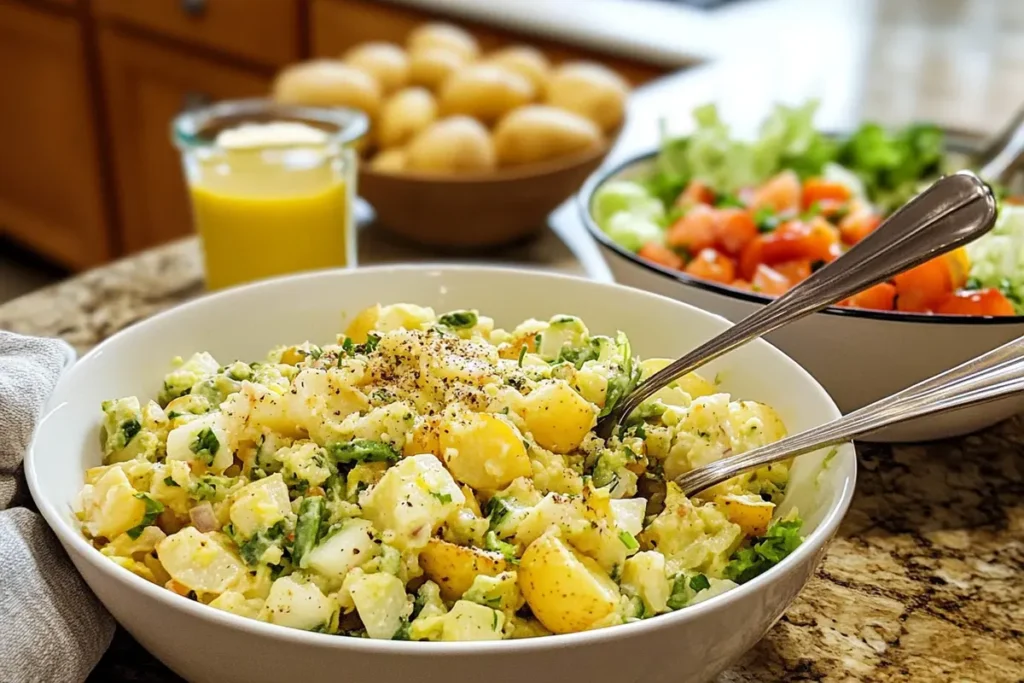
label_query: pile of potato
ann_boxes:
[271,22,630,175]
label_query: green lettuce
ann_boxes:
[965,204,1024,312]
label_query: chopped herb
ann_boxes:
[484,497,512,530]
[666,574,689,610]
[431,491,453,504]
[753,207,780,233]
[162,476,179,488]
[517,345,527,367]
[121,419,142,445]
[328,439,399,465]
[800,201,822,220]
[391,620,412,640]
[492,611,499,631]
[166,411,182,420]
[189,427,220,465]
[292,497,325,568]
[358,334,381,355]
[126,493,164,539]
[689,574,710,592]
[238,520,286,567]
[715,193,745,208]
[341,337,355,356]
[725,519,803,584]
[307,346,323,361]
[618,530,639,551]
[438,310,478,330]
[484,531,518,563]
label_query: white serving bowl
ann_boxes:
[27,266,854,683]
[579,153,1024,442]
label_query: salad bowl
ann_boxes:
[27,266,854,683]
[579,105,1024,442]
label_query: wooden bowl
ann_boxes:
[358,127,621,248]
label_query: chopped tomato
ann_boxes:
[760,217,839,265]
[667,205,717,253]
[773,260,813,284]
[751,264,790,295]
[843,283,897,311]
[739,237,765,281]
[715,208,758,255]
[838,210,881,245]
[638,242,685,270]
[684,248,736,284]
[750,170,801,214]
[676,180,716,207]
[935,289,1016,316]
[893,257,954,312]
[801,178,852,210]
[731,280,753,291]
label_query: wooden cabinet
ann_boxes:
[0,1,111,268]
[311,0,666,87]
[98,30,271,252]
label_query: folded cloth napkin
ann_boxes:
[0,331,115,683]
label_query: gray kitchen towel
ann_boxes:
[0,331,115,683]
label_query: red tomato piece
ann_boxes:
[801,178,852,210]
[893,257,954,313]
[637,242,685,270]
[773,260,813,284]
[684,248,736,284]
[843,283,897,311]
[751,264,791,295]
[667,205,717,253]
[751,170,802,214]
[935,289,1016,316]
[760,217,839,265]
[676,180,716,208]
[715,208,758,255]
[839,210,882,245]
[738,237,765,281]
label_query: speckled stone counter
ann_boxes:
[2,236,1021,683]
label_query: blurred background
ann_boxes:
[1,0,1023,303]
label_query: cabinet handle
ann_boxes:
[181,91,212,113]
[180,0,207,17]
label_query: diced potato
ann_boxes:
[259,575,337,631]
[404,414,441,457]
[419,538,508,601]
[513,492,588,548]
[156,527,246,594]
[522,380,595,454]
[376,303,436,333]
[229,473,293,539]
[610,498,647,537]
[720,493,775,537]
[518,530,620,634]
[209,591,265,619]
[345,304,381,343]
[346,571,411,639]
[439,412,532,490]
[639,358,716,406]
[462,571,523,612]
[166,412,233,473]
[360,454,464,550]
[411,600,504,642]
[619,551,671,615]
[305,519,381,582]
[102,525,166,558]
[81,467,147,540]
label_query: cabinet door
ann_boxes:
[0,2,110,269]
[98,29,271,253]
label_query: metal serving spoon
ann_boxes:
[675,332,1024,496]
[976,104,1024,183]
[595,170,998,438]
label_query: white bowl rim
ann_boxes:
[577,148,1024,326]
[26,264,857,655]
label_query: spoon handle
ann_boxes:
[599,171,998,437]
[674,334,1024,497]
[978,104,1024,182]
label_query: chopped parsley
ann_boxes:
[189,427,220,466]
[517,345,527,367]
[431,491,453,504]
[162,476,179,488]
[327,439,399,465]
[120,419,142,445]
[484,496,512,530]
[725,519,803,584]
[126,493,164,539]
[484,531,518,563]
[618,530,639,551]
[689,574,710,592]
[238,520,286,567]
[753,207,780,233]
[438,310,478,330]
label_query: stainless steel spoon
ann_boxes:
[595,171,998,438]
[976,104,1024,183]
[675,332,1024,496]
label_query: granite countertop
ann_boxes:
[3,1,1024,680]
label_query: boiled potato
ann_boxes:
[272,60,383,120]
[378,87,438,149]
[407,22,480,61]
[406,117,496,173]
[639,358,716,405]
[545,61,629,133]
[343,42,409,94]
[371,147,407,172]
[408,47,467,91]
[522,379,595,453]
[439,64,535,124]
[344,304,380,343]
[486,45,550,93]
[493,105,602,167]
[404,414,441,457]
[157,527,247,595]
[721,494,775,537]
[439,411,532,489]
[518,531,620,634]
[419,538,508,600]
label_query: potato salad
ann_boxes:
[76,304,803,640]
